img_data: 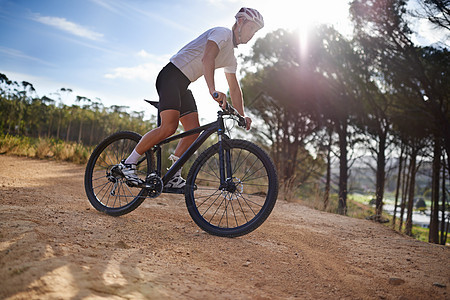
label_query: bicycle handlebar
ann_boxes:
[213,92,247,128]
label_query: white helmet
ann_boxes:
[235,7,264,30]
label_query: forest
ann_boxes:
[0,0,449,244]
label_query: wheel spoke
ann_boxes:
[188,140,277,236]
[85,132,152,215]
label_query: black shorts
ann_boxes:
[156,62,197,117]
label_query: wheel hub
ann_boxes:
[224,177,243,194]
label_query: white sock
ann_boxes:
[125,149,141,165]
[169,154,182,177]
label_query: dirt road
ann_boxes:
[0,155,448,299]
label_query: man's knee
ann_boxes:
[158,123,178,138]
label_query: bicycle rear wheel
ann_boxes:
[84,131,153,216]
[185,139,278,237]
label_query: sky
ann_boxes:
[0,0,447,123]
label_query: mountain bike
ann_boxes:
[84,98,278,237]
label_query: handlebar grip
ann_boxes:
[212,92,246,128]
[238,118,247,128]
[213,92,229,109]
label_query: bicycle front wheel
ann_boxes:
[185,139,278,237]
[84,131,153,216]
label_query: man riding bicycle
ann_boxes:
[120,7,264,189]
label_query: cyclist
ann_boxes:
[120,7,264,188]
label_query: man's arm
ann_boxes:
[225,72,244,115]
[202,40,227,106]
[226,72,252,130]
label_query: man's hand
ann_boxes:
[211,91,228,109]
[244,116,252,131]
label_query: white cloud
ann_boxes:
[32,14,104,41]
[105,51,170,81]
[89,0,120,14]
[136,50,169,60]
[137,49,151,58]
[104,63,161,82]
[90,0,196,34]
[416,18,450,47]
[0,46,56,67]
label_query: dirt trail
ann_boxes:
[0,155,449,299]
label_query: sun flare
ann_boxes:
[255,0,352,35]
[253,0,352,59]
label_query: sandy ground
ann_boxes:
[0,155,449,300]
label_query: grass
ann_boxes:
[0,134,92,164]
[347,193,433,243]
[391,217,431,243]
[290,190,376,219]
[290,188,440,244]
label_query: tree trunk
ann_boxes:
[47,115,53,138]
[56,112,61,139]
[66,120,71,142]
[78,118,83,144]
[89,120,95,145]
[440,158,448,245]
[405,149,418,236]
[392,145,404,229]
[436,106,450,173]
[399,151,410,232]
[375,130,387,221]
[337,120,348,215]
[429,137,441,243]
[323,128,332,210]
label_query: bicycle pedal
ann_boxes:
[163,187,185,194]
[139,183,154,189]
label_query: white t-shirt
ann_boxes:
[170,27,237,82]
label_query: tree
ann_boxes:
[41,96,56,138]
[429,136,441,242]
[390,88,430,235]
[414,0,450,31]
[0,73,158,147]
[313,27,367,215]
[440,156,449,245]
[392,143,406,229]
[241,26,369,215]
[240,29,326,196]
[75,96,92,143]
[350,0,450,171]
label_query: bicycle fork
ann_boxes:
[217,117,233,191]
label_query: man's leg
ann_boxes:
[124,109,180,167]
[173,112,200,157]
[121,109,181,185]
[135,110,180,156]
[165,112,200,189]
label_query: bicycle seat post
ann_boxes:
[145,100,161,126]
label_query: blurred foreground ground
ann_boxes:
[0,155,449,299]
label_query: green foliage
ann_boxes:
[294,190,377,219]
[411,226,430,243]
[0,75,156,146]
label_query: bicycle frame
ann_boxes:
[144,100,228,186]
[85,100,277,237]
